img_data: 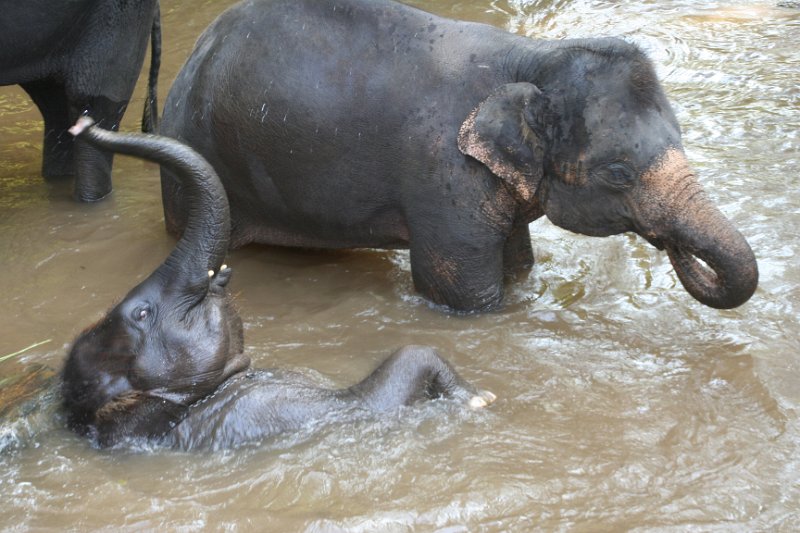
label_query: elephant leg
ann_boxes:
[70,96,129,201]
[503,223,534,278]
[348,345,495,412]
[21,80,74,180]
[409,226,505,312]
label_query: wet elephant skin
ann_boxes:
[61,121,493,450]
[160,0,757,313]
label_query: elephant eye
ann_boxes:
[133,306,151,322]
[604,162,636,190]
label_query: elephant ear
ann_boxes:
[458,82,547,203]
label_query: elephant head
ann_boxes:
[459,39,758,309]
[62,117,249,446]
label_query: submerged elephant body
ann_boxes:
[0,0,160,201]
[164,348,486,451]
[161,0,757,312]
[62,120,492,451]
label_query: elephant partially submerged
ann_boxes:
[0,0,161,201]
[62,118,494,451]
[161,0,758,312]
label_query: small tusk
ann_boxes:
[221,264,228,271]
[208,269,215,278]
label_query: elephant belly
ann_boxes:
[222,151,413,249]
[231,217,411,250]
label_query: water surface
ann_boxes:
[1,0,798,530]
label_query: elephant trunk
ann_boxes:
[69,117,230,288]
[640,149,758,309]
[665,192,757,309]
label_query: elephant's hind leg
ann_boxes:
[21,80,74,180]
[23,80,123,201]
[349,345,495,413]
[69,96,131,202]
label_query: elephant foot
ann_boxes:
[74,184,113,202]
[468,389,497,409]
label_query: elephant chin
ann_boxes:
[665,244,754,310]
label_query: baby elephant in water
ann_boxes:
[61,118,494,450]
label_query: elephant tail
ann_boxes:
[142,1,161,134]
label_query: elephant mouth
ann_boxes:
[637,233,715,283]
[643,234,666,251]
[146,351,250,405]
[640,233,722,299]
[665,244,718,292]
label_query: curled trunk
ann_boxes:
[664,190,758,309]
[638,149,758,309]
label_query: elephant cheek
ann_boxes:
[541,179,580,232]
[542,181,625,237]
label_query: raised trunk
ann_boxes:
[69,117,230,285]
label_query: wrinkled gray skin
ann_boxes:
[0,0,160,201]
[61,118,492,451]
[161,0,758,313]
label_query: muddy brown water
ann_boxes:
[1,0,798,530]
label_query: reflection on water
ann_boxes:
[1,0,798,529]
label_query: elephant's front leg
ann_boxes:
[348,345,495,412]
[409,223,506,312]
[503,222,534,278]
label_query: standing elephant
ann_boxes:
[62,118,494,450]
[160,0,758,313]
[0,0,161,201]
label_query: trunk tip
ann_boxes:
[69,116,96,137]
